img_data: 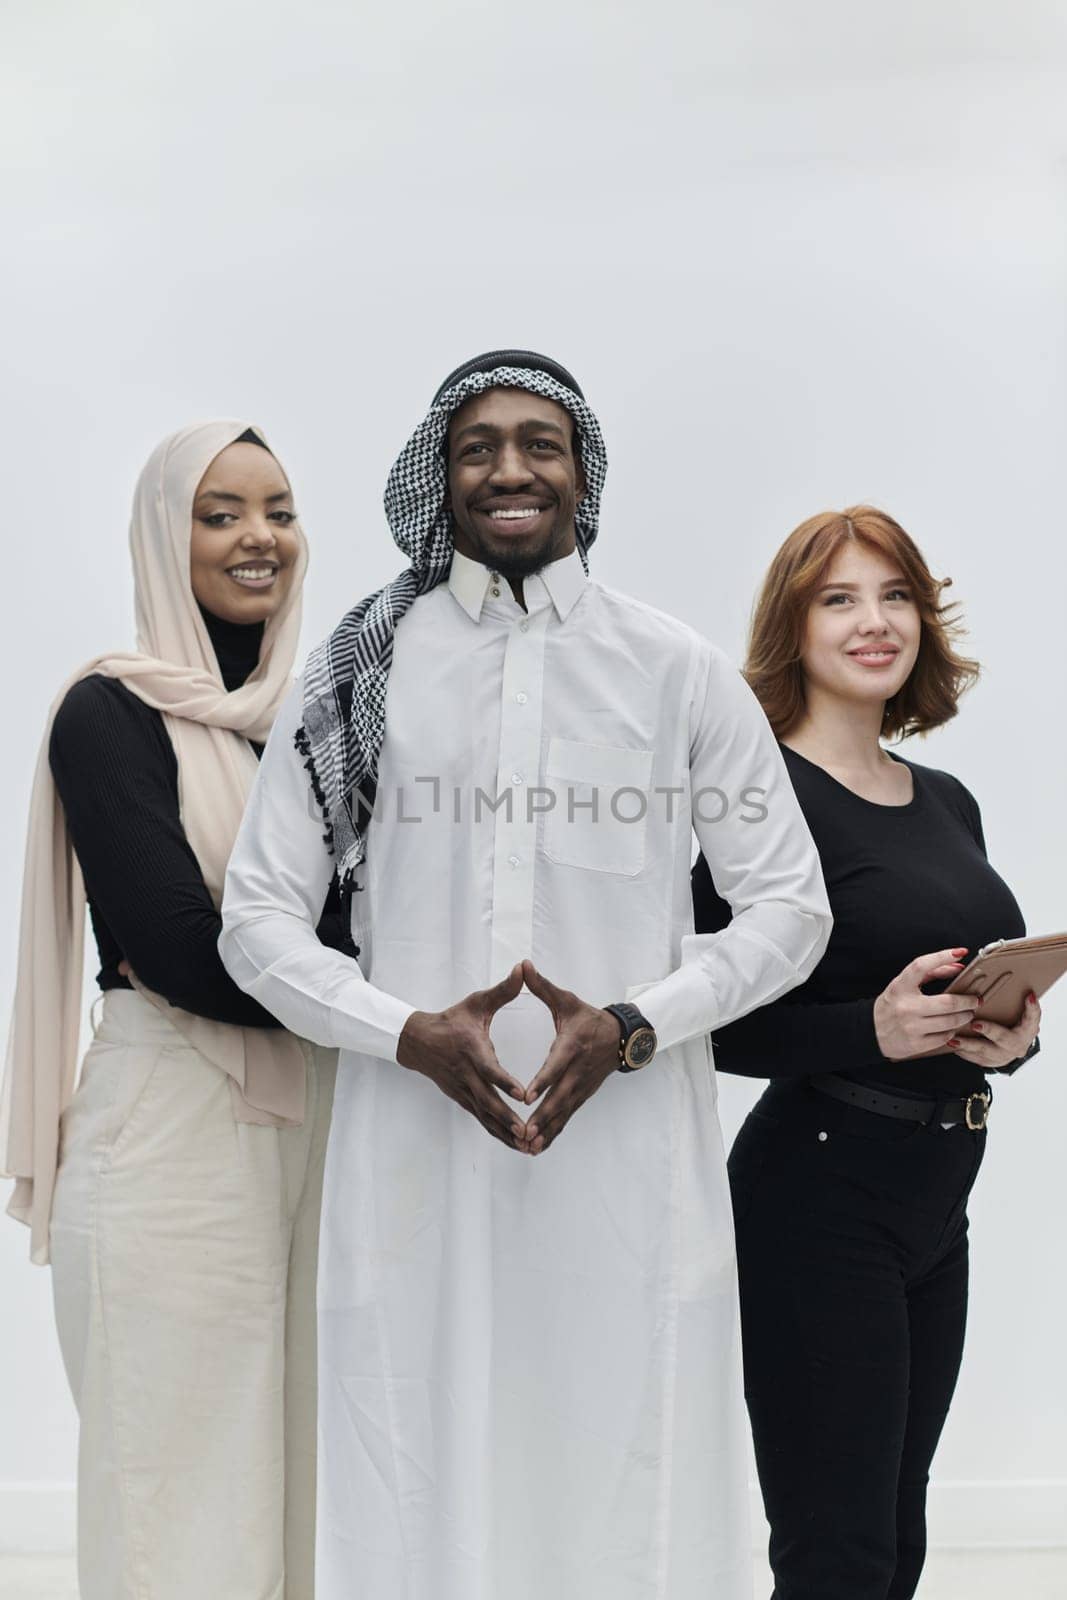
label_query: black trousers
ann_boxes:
[729,1080,986,1600]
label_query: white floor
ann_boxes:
[3,1549,1066,1598]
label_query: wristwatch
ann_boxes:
[603,1002,658,1072]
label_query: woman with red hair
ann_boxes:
[693,507,1041,1600]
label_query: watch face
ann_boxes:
[626,1028,657,1069]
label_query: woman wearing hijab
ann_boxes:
[1,422,342,1600]
[692,507,1041,1600]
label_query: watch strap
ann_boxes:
[604,1002,657,1071]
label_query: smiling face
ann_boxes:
[189,441,301,624]
[446,388,586,580]
[800,540,922,714]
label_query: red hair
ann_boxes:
[745,506,979,739]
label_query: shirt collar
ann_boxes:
[448,547,588,624]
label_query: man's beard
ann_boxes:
[485,542,553,582]
[464,518,565,582]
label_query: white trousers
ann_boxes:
[50,990,336,1600]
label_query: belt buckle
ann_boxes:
[964,1091,991,1132]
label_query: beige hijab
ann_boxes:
[1,420,310,1264]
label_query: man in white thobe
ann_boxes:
[221,350,831,1600]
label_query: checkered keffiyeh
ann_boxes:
[296,360,608,885]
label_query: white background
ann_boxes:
[1,0,1065,1553]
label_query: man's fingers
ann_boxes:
[461,1079,532,1151]
[468,969,529,1100]
[473,1083,532,1150]
[521,959,567,1015]
[524,1067,554,1107]
[476,1043,527,1103]
[527,1063,596,1146]
[527,1085,576,1152]
[459,1015,527,1100]
[475,1109,527,1152]
[524,1035,571,1105]
[479,962,525,1017]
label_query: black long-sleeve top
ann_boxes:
[693,745,1036,1096]
[49,606,351,1028]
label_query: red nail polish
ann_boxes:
[971,1022,983,1033]
[947,1038,960,1047]
[1027,991,1037,1004]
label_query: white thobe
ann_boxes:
[220,549,831,1600]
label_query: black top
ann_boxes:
[692,745,1036,1096]
[49,604,352,1029]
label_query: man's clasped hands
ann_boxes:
[396,960,622,1154]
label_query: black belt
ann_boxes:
[810,1074,991,1131]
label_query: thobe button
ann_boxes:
[519,620,529,633]
[515,692,528,705]
[491,587,501,598]
[508,854,520,867]
[511,772,524,786]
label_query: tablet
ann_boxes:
[946,932,1067,1027]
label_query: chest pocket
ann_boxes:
[542,738,654,877]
